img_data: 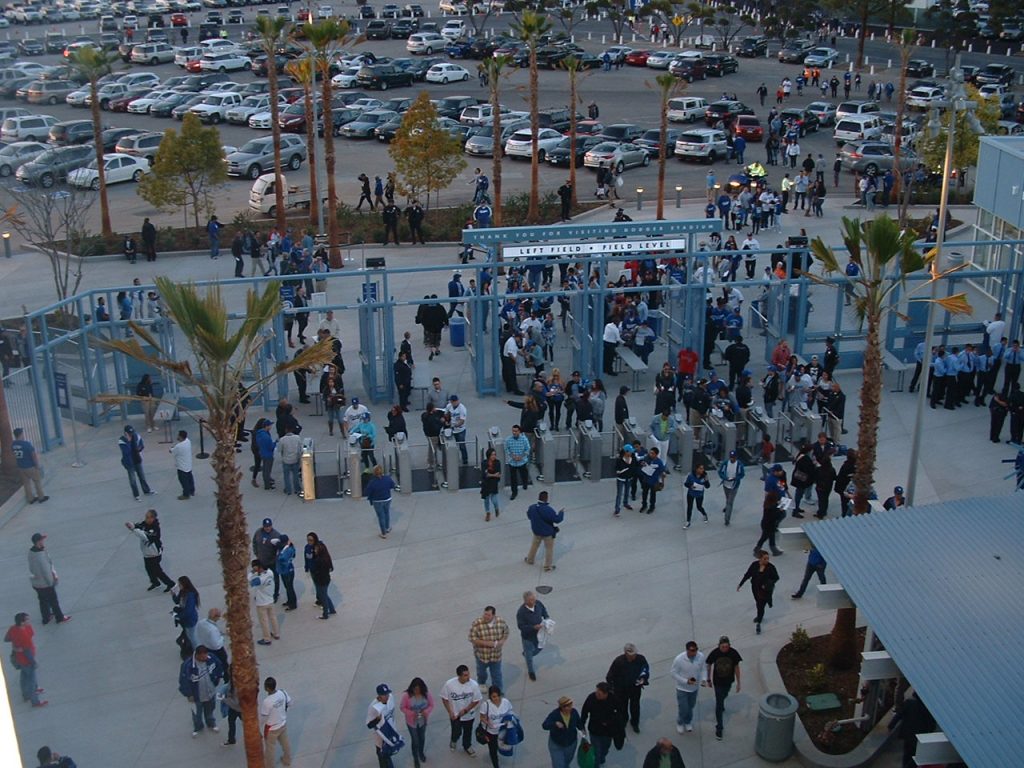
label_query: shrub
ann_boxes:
[790,625,811,653]
[806,663,828,693]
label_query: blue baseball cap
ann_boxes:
[623,444,635,453]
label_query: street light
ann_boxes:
[1,232,9,259]
[675,185,683,208]
[636,186,644,211]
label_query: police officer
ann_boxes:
[381,201,400,245]
[405,200,425,244]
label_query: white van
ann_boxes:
[833,114,884,144]
[1,114,58,142]
[667,96,708,123]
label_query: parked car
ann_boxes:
[425,63,470,83]
[733,114,764,141]
[545,135,602,167]
[645,50,675,69]
[598,123,643,143]
[406,32,446,54]
[674,128,729,162]
[904,59,934,78]
[703,54,738,76]
[669,57,706,82]
[227,135,306,178]
[100,127,140,152]
[635,128,683,157]
[356,64,414,90]
[131,42,176,65]
[806,101,838,126]
[704,100,753,126]
[189,92,244,123]
[1,114,58,142]
[880,121,921,147]
[906,85,945,110]
[339,109,400,138]
[777,39,816,63]
[26,79,77,105]
[833,114,884,144]
[839,140,918,174]
[115,131,164,163]
[583,141,650,172]
[667,96,708,123]
[779,106,820,136]
[48,119,96,146]
[737,36,768,57]
[199,52,251,73]
[68,152,149,189]
[803,47,839,67]
[835,100,881,119]
[0,141,48,177]
[974,63,1013,85]
[15,144,94,187]
[624,49,653,66]
[504,127,564,160]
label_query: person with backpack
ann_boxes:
[118,424,154,501]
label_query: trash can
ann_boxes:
[450,316,466,348]
[754,692,799,762]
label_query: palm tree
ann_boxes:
[97,279,335,768]
[810,214,972,667]
[652,73,683,221]
[511,10,551,224]
[560,55,586,209]
[285,56,319,228]
[67,46,120,239]
[255,15,293,234]
[303,18,353,269]
[481,55,512,226]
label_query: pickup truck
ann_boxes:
[249,173,322,217]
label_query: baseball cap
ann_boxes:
[450,394,459,401]
[376,683,392,696]
[623,643,637,654]
[729,450,737,458]
[619,385,630,395]
[124,424,135,433]
[31,532,46,544]
[894,486,904,494]
[262,518,273,527]
[351,397,359,405]
[623,444,635,453]
[719,635,730,645]
[771,463,783,472]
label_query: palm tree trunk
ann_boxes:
[828,606,859,670]
[303,88,319,228]
[268,63,287,233]
[527,49,540,224]
[489,75,504,228]
[90,81,112,239]
[0,374,16,476]
[209,420,263,768]
[854,312,881,516]
[656,96,667,221]
[320,71,341,267]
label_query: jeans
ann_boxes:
[522,637,539,676]
[261,456,275,487]
[641,483,658,509]
[281,571,297,608]
[722,485,738,524]
[676,688,698,726]
[191,698,216,732]
[282,462,300,495]
[407,723,427,763]
[226,706,241,743]
[482,493,500,513]
[375,746,394,768]
[794,484,811,512]
[125,463,151,497]
[548,739,577,768]
[449,718,473,749]
[372,499,392,534]
[454,430,468,464]
[177,469,195,497]
[793,562,827,597]
[685,494,706,522]
[18,662,40,704]
[475,658,503,692]
[509,464,529,496]
[314,582,336,618]
[210,234,219,258]
[614,479,630,512]
[34,586,65,624]
[713,682,733,732]
[590,733,612,766]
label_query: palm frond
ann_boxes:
[921,293,974,316]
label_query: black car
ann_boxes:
[737,36,767,57]
[703,54,738,77]
[433,95,480,119]
[534,46,571,68]
[635,127,683,158]
[390,19,417,38]
[48,120,96,146]
[18,39,44,56]
[359,5,376,18]
[704,100,754,126]
[779,106,819,136]
[356,64,414,90]
[45,35,69,54]
[975,63,1014,86]
[374,116,404,142]
[252,53,296,76]
[365,20,391,39]
[904,59,934,78]
[546,135,602,166]
[319,107,361,137]
[404,56,443,80]
[101,127,140,152]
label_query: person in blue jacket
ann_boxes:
[638,446,666,514]
[276,535,297,610]
[717,450,746,526]
[177,645,224,738]
[525,491,564,572]
[366,465,398,539]
[542,696,582,768]
[172,576,201,651]
[118,424,152,501]
[790,547,827,599]
[254,421,276,490]
[684,464,711,527]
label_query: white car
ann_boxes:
[127,91,173,114]
[425,63,470,84]
[331,67,362,88]
[906,86,944,109]
[349,97,385,112]
[339,53,376,68]
[645,50,675,69]
[198,39,243,55]
[227,95,285,125]
[199,52,251,73]
[441,19,467,40]
[673,129,729,162]
[504,127,564,160]
[189,92,244,123]
[249,110,275,129]
[316,4,333,18]
[65,88,92,107]
[977,83,1008,98]
[119,73,162,89]
[406,32,446,54]
[803,47,839,67]
[439,0,468,13]
[68,153,149,189]
[175,46,203,68]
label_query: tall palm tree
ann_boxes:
[481,55,511,227]
[560,55,585,209]
[98,279,335,768]
[303,18,353,269]
[255,15,293,234]
[285,56,319,228]
[810,214,972,667]
[652,73,682,221]
[511,10,551,224]
[67,46,120,239]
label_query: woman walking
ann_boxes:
[542,696,582,768]
[481,448,502,522]
[354,412,379,471]
[590,380,607,432]
[366,465,397,539]
[171,575,200,650]
[399,677,434,768]
[480,685,514,768]
[323,371,344,436]
[755,493,784,557]
[546,370,566,431]
[136,374,157,433]
[738,550,780,634]
[309,535,337,620]
[613,445,636,517]
[683,464,710,528]
[124,509,175,592]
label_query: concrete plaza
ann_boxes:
[2,195,1011,768]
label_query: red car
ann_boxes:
[624,49,652,66]
[278,87,305,104]
[170,13,188,26]
[185,58,204,73]
[733,114,764,141]
[569,120,604,137]
[108,89,149,112]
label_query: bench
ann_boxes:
[616,347,649,392]
[882,350,911,392]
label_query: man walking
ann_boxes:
[441,665,481,756]
[557,179,572,221]
[717,450,745,525]
[525,491,564,572]
[170,430,195,500]
[119,424,154,501]
[791,547,827,598]
[606,643,650,735]
[231,231,245,277]
[502,331,524,395]
[670,640,705,733]
[207,215,222,259]
[642,738,686,768]
[580,682,621,766]
[260,677,293,768]
[5,613,47,708]
[178,645,224,738]
[516,590,549,681]
[12,428,47,504]
[468,605,509,691]
[27,533,68,625]
[367,683,399,768]
[504,424,531,500]
[705,635,742,740]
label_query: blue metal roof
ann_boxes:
[806,499,1024,768]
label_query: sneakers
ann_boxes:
[676,724,684,734]
[536,474,545,481]
[528,672,536,681]
[715,728,723,741]
[683,522,691,529]
[192,732,199,739]
[771,548,784,556]
[685,724,693,733]
[638,505,647,513]
[702,514,709,523]
[756,621,762,635]
[135,496,142,502]
[222,741,235,747]
[791,593,802,599]
[464,747,476,756]
[32,701,48,708]
[449,742,456,752]
[211,725,220,733]
[177,495,189,500]
[257,639,272,646]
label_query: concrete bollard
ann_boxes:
[631,33,636,42]
[870,64,875,75]
[865,56,869,65]
[968,43,972,52]
[602,34,606,44]
[870,31,874,40]
[845,53,850,63]
[931,39,935,47]
[887,59,892,68]
[587,31,592,40]
[986,45,992,54]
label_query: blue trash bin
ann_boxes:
[450,316,466,348]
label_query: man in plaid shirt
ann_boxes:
[469,606,509,692]
[504,424,532,500]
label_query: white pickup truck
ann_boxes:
[249,173,321,217]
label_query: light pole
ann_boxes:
[636,186,644,211]
[675,184,683,208]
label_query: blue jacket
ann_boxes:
[255,429,276,459]
[276,543,296,576]
[807,547,826,568]
[684,471,710,497]
[178,651,224,700]
[542,707,581,747]
[173,590,198,629]
[717,459,746,487]
[638,456,665,487]
[366,475,396,503]
[119,432,144,468]
[527,501,563,537]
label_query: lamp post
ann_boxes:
[636,186,644,211]
[675,184,682,208]
[1,232,9,259]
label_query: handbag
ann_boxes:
[475,723,491,745]
[577,739,595,768]
[361,436,372,449]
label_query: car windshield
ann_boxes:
[591,142,618,152]
[35,150,58,163]
[472,126,494,138]
[238,140,265,153]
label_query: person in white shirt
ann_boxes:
[275,427,304,497]
[343,397,369,439]
[502,332,524,395]
[195,608,227,668]
[250,561,279,646]
[170,430,195,500]
[318,310,343,343]
[741,235,760,279]
[441,665,482,756]
[479,685,513,765]
[367,683,398,767]
[602,321,621,376]
[260,677,292,767]
[444,395,469,465]
[670,640,705,733]
[985,314,1006,352]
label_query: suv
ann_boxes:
[674,128,729,162]
[407,32,446,54]
[702,54,738,76]
[356,64,414,90]
[366,20,392,39]
[975,63,1014,86]
[189,92,244,123]
[48,119,95,146]
[131,42,176,65]
[839,140,917,174]
[779,107,820,136]
[433,95,479,119]
[833,114,884,144]
[15,144,94,187]
[704,100,753,126]
[738,36,768,57]
[777,39,815,63]
[26,80,77,105]
[537,107,572,132]
[226,135,307,179]
[598,123,643,142]
[669,57,706,82]
[115,131,164,163]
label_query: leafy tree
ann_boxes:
[917,84,1000,174]
[284,57,319,227]
[810,216,971,667]
[584,0,630,44]
[651,73,684,221]
[549,0,591,38]
[67,46,120,239]
[759,0,817,44]
[711,4,756,48]
[137,113,228,229]
[824,0,906,68]
[511,9,552,224]
[254,15,293,234]
[925,0,973,72]
[304,18,353,268]
[638,1,710,47]
[388,92,466,206]
[97,279,335,768]
[465,2,495,36]
[481,55,513,226]
[892,28,916,226]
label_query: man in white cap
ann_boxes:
[343,397,369,439]
[367,682,399,768]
